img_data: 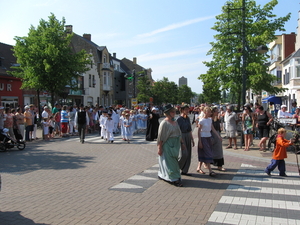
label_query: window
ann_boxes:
[103,54,107,63]
[296,66,300,78]
[89,74,91,87]
[104,72,107,85]
[92,75,95,87]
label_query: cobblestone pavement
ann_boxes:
[0,125,299,225]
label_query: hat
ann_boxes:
[44,106,48,109]
[281,105,287,108]
[163,104,176,113]
[24,106,30,110]
[152,107,158,111]
[180,104,189,109]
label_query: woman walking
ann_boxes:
[211,107,226,171]
[257,106,273,151]
[242,105,255,151]
[158,104,185,187]
[197,106,222,176]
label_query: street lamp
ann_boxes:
[240,0,268,106]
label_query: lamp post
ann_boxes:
[240,0,268,106]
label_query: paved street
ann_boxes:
[0,125,300,225]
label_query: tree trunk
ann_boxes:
[37,90,41,123]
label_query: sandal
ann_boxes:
[233,146,238,150]
[225,145,232,149]
[218,167,226,171]
[197,169,205,174]
[172,180,183,187]
[209,172,217,177]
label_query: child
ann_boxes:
[48,116,54,139]
[42,118,49,141]
[99,110,108,140]
[105,113,114,143]
[123,113,132,143]
[265,128,292,176]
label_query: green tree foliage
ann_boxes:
[11,13,91,106]
[199,0,291,106]
[177,85,194,104]
[136,75,152,103]
[152,77,178,105]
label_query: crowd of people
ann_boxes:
[0,103,161,145]
[157,101,300,187]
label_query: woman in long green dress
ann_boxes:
[157,104,185,187]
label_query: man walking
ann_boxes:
[74,104,89,144]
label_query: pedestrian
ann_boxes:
[4,107,15,140]
[196,106,222,176]
[123,113,132,143]
[211,107,226,171]
[257,106,273,151]
[146,107,160,141]
[99,110,108,140]
[242,105,255,151]
[177,104,194,176]
[224,105,239,150]
[157,104,184,187]
[68,106,76,135]
[24,105,33,142]
[60,105,69,137]
[42,118,50,141]
[15,107,24,141]
[74,104,89,144]
[265,128,291,176]
[105,113,114,143]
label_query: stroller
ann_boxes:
[0,128,26,151]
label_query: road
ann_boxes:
[0,117,300,225]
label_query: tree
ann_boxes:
[11,13,91,107]
[177,85,193,104]
[152,77,178,105]
[136,75,152,103]
[199,0,291,107]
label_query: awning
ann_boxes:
[262,96,282,104]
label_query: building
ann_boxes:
[112,53,127,105]
[68,25,114,107]
[0,42,24,108]
[121,57,153,108]
[178,76,187,87]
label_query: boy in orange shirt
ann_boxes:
[265,128,292,176]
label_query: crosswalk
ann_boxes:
[62,132,156,145]
[207,163,300,225]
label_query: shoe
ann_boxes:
[181,172,192,176]
[209,172,217,177]
[265,171,271,176]
[81,140,84,144]
[172,180,183,187]
[196,169,205,174]
[111,141,114,143]
[280,174,287,177]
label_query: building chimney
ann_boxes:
[113,53,116,58]
[83,34,91,41]
[65,25,73,34]
[133,57,137,65]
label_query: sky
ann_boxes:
[1,0,299,94]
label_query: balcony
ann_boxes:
[102,63,110,69]
[69,89,83,96]
[103,84,111,91]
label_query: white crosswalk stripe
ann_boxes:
[63,133,156,145]
[207,163,300,225]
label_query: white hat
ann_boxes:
[152,107,158,111]
[24,106,30,109]
[281,105,287,108]
[44,106,48,109]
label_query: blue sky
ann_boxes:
[1,0,299,93]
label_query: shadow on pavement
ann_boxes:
[0,148,95,174]
[0,211,50,225]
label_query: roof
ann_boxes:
[281,48,300,64]
[0,42,17,77]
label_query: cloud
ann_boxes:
[138,45,211,62]
[136,16,215,38]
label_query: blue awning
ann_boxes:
[262,96,282,104]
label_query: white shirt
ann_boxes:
[199,117,212,137]
[277,110,292,118]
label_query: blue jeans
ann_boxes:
[25,125,32,141]
[265,159,286,176]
